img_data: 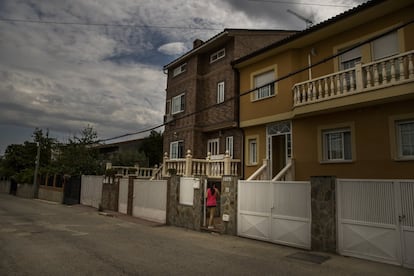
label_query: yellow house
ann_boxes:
[234,0,414,181]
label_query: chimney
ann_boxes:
[193,39,204,49]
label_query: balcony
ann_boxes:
[161,150,241,179]
[293,50,414,109]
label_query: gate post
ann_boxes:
[310,176,337,253]
[220,175,238,235]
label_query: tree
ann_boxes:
[139,131,163,167]
[54,125,103,175]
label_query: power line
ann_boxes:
[0,17,222,31]
[86,19,414,143]
[247,0,353,7]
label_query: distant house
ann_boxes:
[96,137,148,166]
[162,29,297,178]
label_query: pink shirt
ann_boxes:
[206,189,217,207]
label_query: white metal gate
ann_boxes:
[80,175,103,209]
[132,179,167,223]
[237,180,311,249]
[337,179,414,268]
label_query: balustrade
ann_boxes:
[162,150,240,178]
[293,50,414,107]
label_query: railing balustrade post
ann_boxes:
[355,62,363,92]
[185,150,192,177]
[162,152,168,176]
[224,150,231,175]
[206,152,211,177]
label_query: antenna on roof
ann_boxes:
[287,9,313,28]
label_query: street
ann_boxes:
[0,193,412,276]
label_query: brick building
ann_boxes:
[163,29,296,176]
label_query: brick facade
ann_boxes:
[163,29,296,170]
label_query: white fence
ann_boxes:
[80,175,104,209]
[118,178,129,214]
[238,180,311,249]
[132,179,167,224]
[337,179,414,268]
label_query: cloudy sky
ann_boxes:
[0,0,364,154]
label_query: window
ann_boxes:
[339,46,361,70]
[226,136,234,157]
[165,100,171,115]
[171,94,185,114]
[170,141,184,159]
[207,138,220,156]
[396,120,414,159]
[372,31,399,60]
[252,70,275,101]
[248,138,258,165]
[172,63,186,77]
[210,48,225,63]
[322,128,352,161]
[217,81,225,104]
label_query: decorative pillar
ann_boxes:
[224,150,231,176]
[185,150,192,177]
[162,152,168,177]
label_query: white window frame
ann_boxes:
[396,120,414,159]
[322,128,352,162]
[226,136,234,157]
[217,81,225,104]
[172,63,187,77]
[248,138,258,165]
[210,48,225,63]
[207,138,220,156]
[171,93,185,114]
[170,140,184,159]
[252,70,275,101]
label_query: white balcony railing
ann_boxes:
[105,163,159,179]
[162,150,241,179]
[293,50,414,107]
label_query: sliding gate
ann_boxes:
[337,179,414,268]
[237,180,311,249]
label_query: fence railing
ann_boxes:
[293,50,414,106]
[105,163,160,179]
[162,150,241,179]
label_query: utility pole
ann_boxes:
[33,142,40,198]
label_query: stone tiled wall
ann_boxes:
[167,175,206,231]
[220,176,238,235]
[310,176,337,253]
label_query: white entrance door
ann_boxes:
[237,180,311,249]
[337,179,414,268]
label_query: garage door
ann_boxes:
[238,180,311,249]
[337,179,414,268]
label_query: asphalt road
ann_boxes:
[0,193,412,276]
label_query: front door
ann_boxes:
[271,135,288,179]
[267,121,292,179]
